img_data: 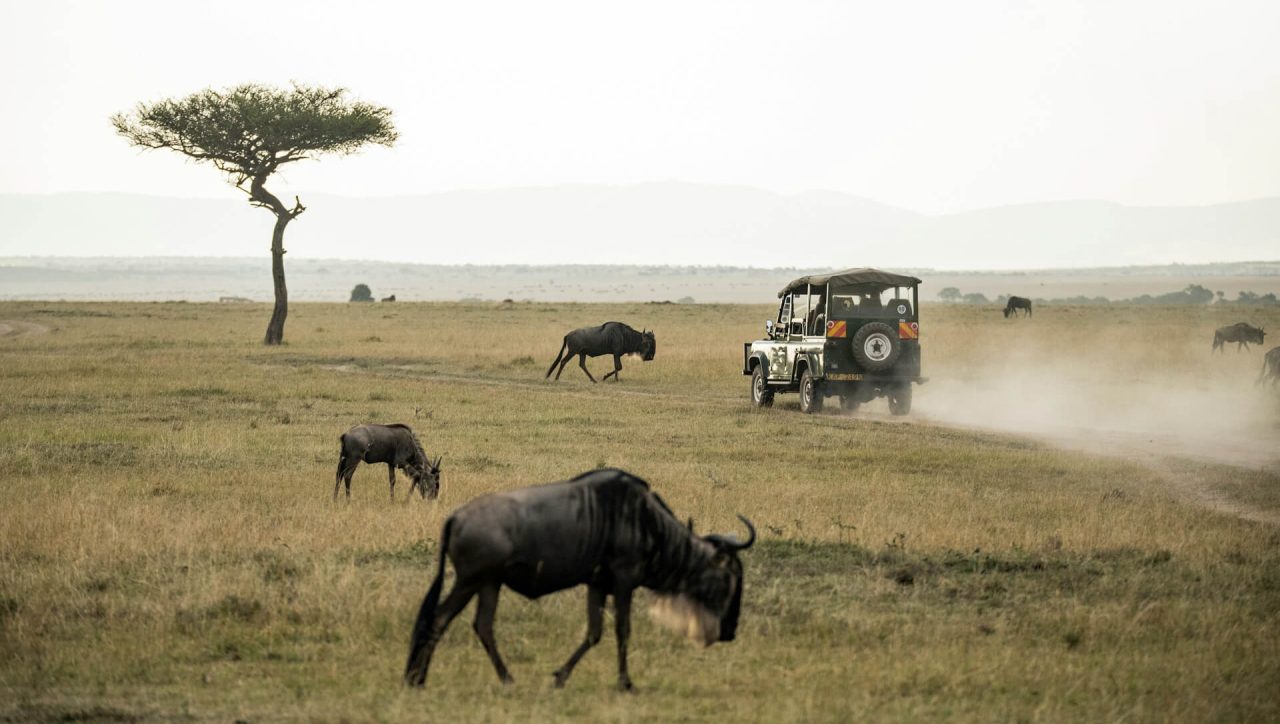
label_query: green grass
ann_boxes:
[0,300,1277,721]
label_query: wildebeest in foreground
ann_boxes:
[1003,296,1032,318]
[335,424,441,501]
[403,468,755,691]
[1258,347,1280,387]
[545,321,656,383]
[1213,322,1266,353]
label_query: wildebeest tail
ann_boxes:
[545,338,568,378]
[404,517,453,686]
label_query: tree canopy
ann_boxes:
[111,83,397,187]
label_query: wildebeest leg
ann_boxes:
[553,585,605,688]
[405,582,478,688]
[602,354,622,382]
[388,465,397,501]
[578,353,597,383]
[613,588,634,691]
[335,460,359,500]
[555,350,574,380]
[472,582,513,684]
[334,458,346,501]
[343,464,358,500]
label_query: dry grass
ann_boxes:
[0,300,1277,722]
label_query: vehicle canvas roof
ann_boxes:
[778,268,923,297]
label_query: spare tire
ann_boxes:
[851,322,901,372]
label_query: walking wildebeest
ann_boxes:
[1212,322,1265,353]
[1213,324,1264,355]
[1003,296,1032,318]
[1258,346,1280,387]
[335,424,441,501]
[545,321,656,383]
[403,468,755,691]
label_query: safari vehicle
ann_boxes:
[742,268,923,415]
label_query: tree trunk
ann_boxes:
[249,173,303,346]
[263,212,291,345]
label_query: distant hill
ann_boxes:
[2,184,1278,269]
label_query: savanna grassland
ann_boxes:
[1,299,1278,722]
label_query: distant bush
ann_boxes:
[1127,284,1214,305]
[1230,290,1279,305]
[349,284,373,303]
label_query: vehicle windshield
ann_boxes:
[776,286,829,337]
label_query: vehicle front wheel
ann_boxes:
[799,370,824,414]
[888,382,912,416]
[751,365,774,408]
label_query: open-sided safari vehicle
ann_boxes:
[742,268,923,414]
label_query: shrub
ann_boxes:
[349,284,373,302]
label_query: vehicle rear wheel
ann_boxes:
[852,322,901,372]
[799,369,823,414]
[751,365,774,408]
[887,382,912,416]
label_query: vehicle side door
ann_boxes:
[767,294,796,380]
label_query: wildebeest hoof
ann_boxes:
[552,671,568,688]
[617,679,634,692]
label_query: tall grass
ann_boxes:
[0,300,1277,721]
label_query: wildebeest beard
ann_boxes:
[648,551,743,646]
[649,593,721,646]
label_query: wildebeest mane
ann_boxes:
[383,423,428,464]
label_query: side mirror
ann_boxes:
[765,319,774,337]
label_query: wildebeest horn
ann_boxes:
[706,514,756,551]
[735,514,756,549]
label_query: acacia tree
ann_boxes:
[112,84,397,344]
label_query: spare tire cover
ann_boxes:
[851,322,901,372]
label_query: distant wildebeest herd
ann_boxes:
[1005,301,1274,386]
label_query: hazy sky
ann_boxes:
[2,0,1278,214]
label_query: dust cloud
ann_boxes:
[912,336,1280,473]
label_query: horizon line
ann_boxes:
[3,183,1278,217]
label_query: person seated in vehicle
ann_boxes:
[807,297,826,335]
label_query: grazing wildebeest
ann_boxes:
[1213,322,1265,353]
[335,424,441,501]
[1003,296,1032,318]
[381,294,396,302]
[545,322,656,383]
[403,468,755,691]
[1258,347,1280,387]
